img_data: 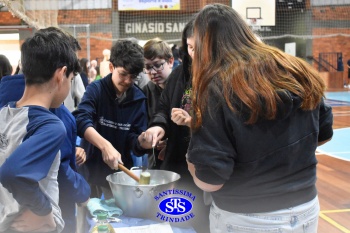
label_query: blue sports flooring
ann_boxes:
[317,91,350,161]
[324,91,350,107]
[317,127,350,161]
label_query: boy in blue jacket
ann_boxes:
[0,75,91,233]
[0,27,85,233]
[73,40,148,198]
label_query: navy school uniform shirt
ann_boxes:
[73,73,148,188]
[0,74,91,233]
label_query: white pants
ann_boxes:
[209,196,319,233]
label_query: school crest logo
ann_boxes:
[154,189,196,223]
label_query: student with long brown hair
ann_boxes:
[186,4,333,233]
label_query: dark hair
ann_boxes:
[79,58,89,75]
[181,16,195,83]
[95,66,100,76]
[191,4,325,128]
[171,44,179,60]
[178,46,184,60]
[21,27,81,85]
[43,26,82,51]
[109,39,144,75]
[14,64,21,75]
[0,54,13,80]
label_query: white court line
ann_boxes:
[316,151,350,155]
[316,127,350,161]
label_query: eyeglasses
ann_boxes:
[143,61,167,74]
[116,69,138,80]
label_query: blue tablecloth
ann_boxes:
[83,194,197,232]
[88,215,196,233]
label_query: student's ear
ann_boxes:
[61,66,67,77]
[168,57,175,68]
[109,62,114,73]
[56,66,67,84]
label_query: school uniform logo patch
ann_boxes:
[0,133,9,149]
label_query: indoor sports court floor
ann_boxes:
[316,89,350,233]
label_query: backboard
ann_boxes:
[232,0,276,26]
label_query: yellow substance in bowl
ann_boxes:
[139,171,151,185]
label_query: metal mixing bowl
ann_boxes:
[106,169,181,219]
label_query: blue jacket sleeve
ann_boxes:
[0,117,66,216]
[58,156,91,204]
[52,106,91,204]
[73,82,100,138]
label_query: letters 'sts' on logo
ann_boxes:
[159,197,192,216]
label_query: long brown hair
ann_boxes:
[191,4,325,129]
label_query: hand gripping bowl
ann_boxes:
[106,169,181,219]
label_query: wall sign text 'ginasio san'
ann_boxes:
[125,22,186,33]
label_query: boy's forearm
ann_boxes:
[83,126,110,151]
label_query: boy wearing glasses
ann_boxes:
[73,40,148,198]
[142,38,174,168]
[142,38,174,121]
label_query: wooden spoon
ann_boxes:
[118,164,140,183]
[118,164,151,185]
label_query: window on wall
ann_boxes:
[58,0,112,9]
[311,0,350,6]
